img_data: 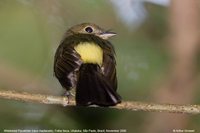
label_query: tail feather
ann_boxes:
[76,64,121,106]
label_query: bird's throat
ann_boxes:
[74,42,103,65]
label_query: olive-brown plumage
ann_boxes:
[54,23,121,106]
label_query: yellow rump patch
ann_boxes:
[74,42,103,65]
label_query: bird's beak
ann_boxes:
[99,31,116,40]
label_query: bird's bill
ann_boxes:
[99,31,116,40]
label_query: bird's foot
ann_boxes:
[63,91,75,104]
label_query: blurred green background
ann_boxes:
[0,0,200,132]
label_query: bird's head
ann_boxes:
[65,23,116,40]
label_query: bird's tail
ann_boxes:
[76,64,121,106]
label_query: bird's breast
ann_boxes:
[74,42,103,65]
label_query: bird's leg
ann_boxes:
[63,90,75,104]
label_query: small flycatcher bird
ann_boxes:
[54,23,121,106]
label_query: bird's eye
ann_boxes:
[85,27,93,33]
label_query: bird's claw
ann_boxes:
[63,91,75,104]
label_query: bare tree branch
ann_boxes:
[0,90,70,106]
[0,90,200,114]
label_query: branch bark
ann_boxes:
[0,90,200,114]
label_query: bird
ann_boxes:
[54,23,121,106]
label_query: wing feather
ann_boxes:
[54,42,82,90]
[101,42,117,91]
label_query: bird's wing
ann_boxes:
[101,44,117,91]
[54,43,82,90]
